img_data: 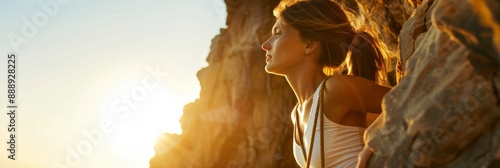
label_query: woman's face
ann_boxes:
[261,20,308,75]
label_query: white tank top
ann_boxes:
[292,82,365,168]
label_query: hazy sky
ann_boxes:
[0,0,226,167]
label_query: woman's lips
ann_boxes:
[266,55,272,62]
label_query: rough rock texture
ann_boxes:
[150,0,500,167]
[150,0,299,167]
[365,0,500,167]
[354,0,417,54]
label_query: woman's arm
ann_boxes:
[356,146,374,168]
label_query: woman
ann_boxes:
[260,0,390,167]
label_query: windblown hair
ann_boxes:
[273,0,389,86]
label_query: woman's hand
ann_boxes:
[356,146,374,168]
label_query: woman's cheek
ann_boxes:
[275,37,285,49]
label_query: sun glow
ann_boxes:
[102,82,185,167]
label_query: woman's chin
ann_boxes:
[265,65,285,76]
[265,64,275,73]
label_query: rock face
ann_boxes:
[355,0,416,53]
[365,0,500,167]
[150,0,500,167]
[150,0,299,167]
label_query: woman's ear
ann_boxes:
[304,40,320,55]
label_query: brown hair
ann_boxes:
[274,0,388,85]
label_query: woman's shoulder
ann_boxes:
[324,75,365,94]
[326,75,375,85]
[322,74,391,114]
[321,75,363,123]
[324,75,389,93]
[322,75,389,105]
[321,75,359,110]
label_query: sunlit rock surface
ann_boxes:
[151,0,500,167]
[365,0,500,167]
[150,0,298,167]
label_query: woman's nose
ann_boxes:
[261,38,271,51]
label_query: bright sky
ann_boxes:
[0,0,226,167]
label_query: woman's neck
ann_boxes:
[285,66,327,107]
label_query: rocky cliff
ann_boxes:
[150,0,500,167]
[150,0,298,167]
[365,0,500,167]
